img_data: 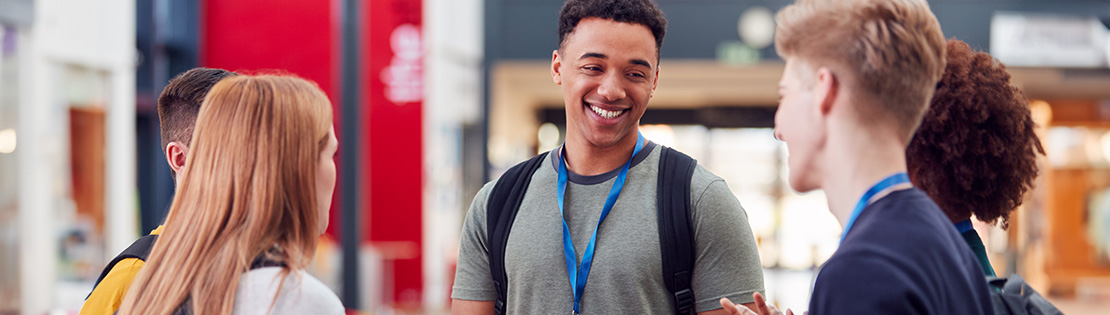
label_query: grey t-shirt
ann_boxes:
[233,267,345,315]
[452,143,764,314]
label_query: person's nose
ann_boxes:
[595,73,626,102]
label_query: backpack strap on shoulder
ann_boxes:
[486,151,550,315]
[250,251,288,269]
[657,146,698,315]
[87,234,159,300]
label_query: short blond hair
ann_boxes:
[775,0,946,139]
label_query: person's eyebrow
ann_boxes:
[579,52,607,60]
[578,52,653,69]
[630,58,652,68]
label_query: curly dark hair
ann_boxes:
[906,39,1044,229]
[558,0,667,53]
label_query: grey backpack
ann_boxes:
[987,274,1063,315]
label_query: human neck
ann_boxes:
[821,122,912,227]
[562,131,640,176]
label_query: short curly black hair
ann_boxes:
[558,0,667,53]
[906,39,1045,229]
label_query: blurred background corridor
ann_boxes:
[2,0,1110,314]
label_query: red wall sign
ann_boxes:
[364,0,424,308]
[201,0,337,101]
[202,0,425,309]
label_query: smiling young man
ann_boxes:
[720,1,994,314]
[451,0,764,314]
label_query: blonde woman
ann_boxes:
[117,74,342,315]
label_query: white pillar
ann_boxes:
[423,0,483,310]
[105,61,137,255]
[17,27,57,315]
[102,0,138,256]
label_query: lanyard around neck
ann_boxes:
[840,172,910,244]
[954,219,974,234]
[556,133,645,315]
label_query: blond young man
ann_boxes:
[721,0,994,314]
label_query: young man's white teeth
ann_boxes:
[590,105,622,119]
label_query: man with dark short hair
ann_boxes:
[451,0,764,314]
[156,68,238,183]
[80,68,237,315]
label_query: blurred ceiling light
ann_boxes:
[537,122,561,154]
[738,6,775,49]
[0,128,15,154]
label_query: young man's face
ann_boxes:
[775,58,825,192]
[552,17,659,150]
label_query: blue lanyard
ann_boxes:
[840,172,910,244]
[954,219,974,234]
[556,133,645,315]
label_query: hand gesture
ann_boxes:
[718,292,804,315]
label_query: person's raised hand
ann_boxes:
[718,292,803,315]
[718,297,760,315]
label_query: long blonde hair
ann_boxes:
[118,74,334,315]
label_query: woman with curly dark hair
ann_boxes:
[906,39,1045,277]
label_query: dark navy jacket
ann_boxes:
[809,188,994,315]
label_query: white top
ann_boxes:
[233,267,345,315]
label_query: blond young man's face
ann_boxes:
[775,59,825,192]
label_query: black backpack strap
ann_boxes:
[657,147,698,315]
[250,252,289,269]
[87,234,159,300]
[487,152,550,315]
